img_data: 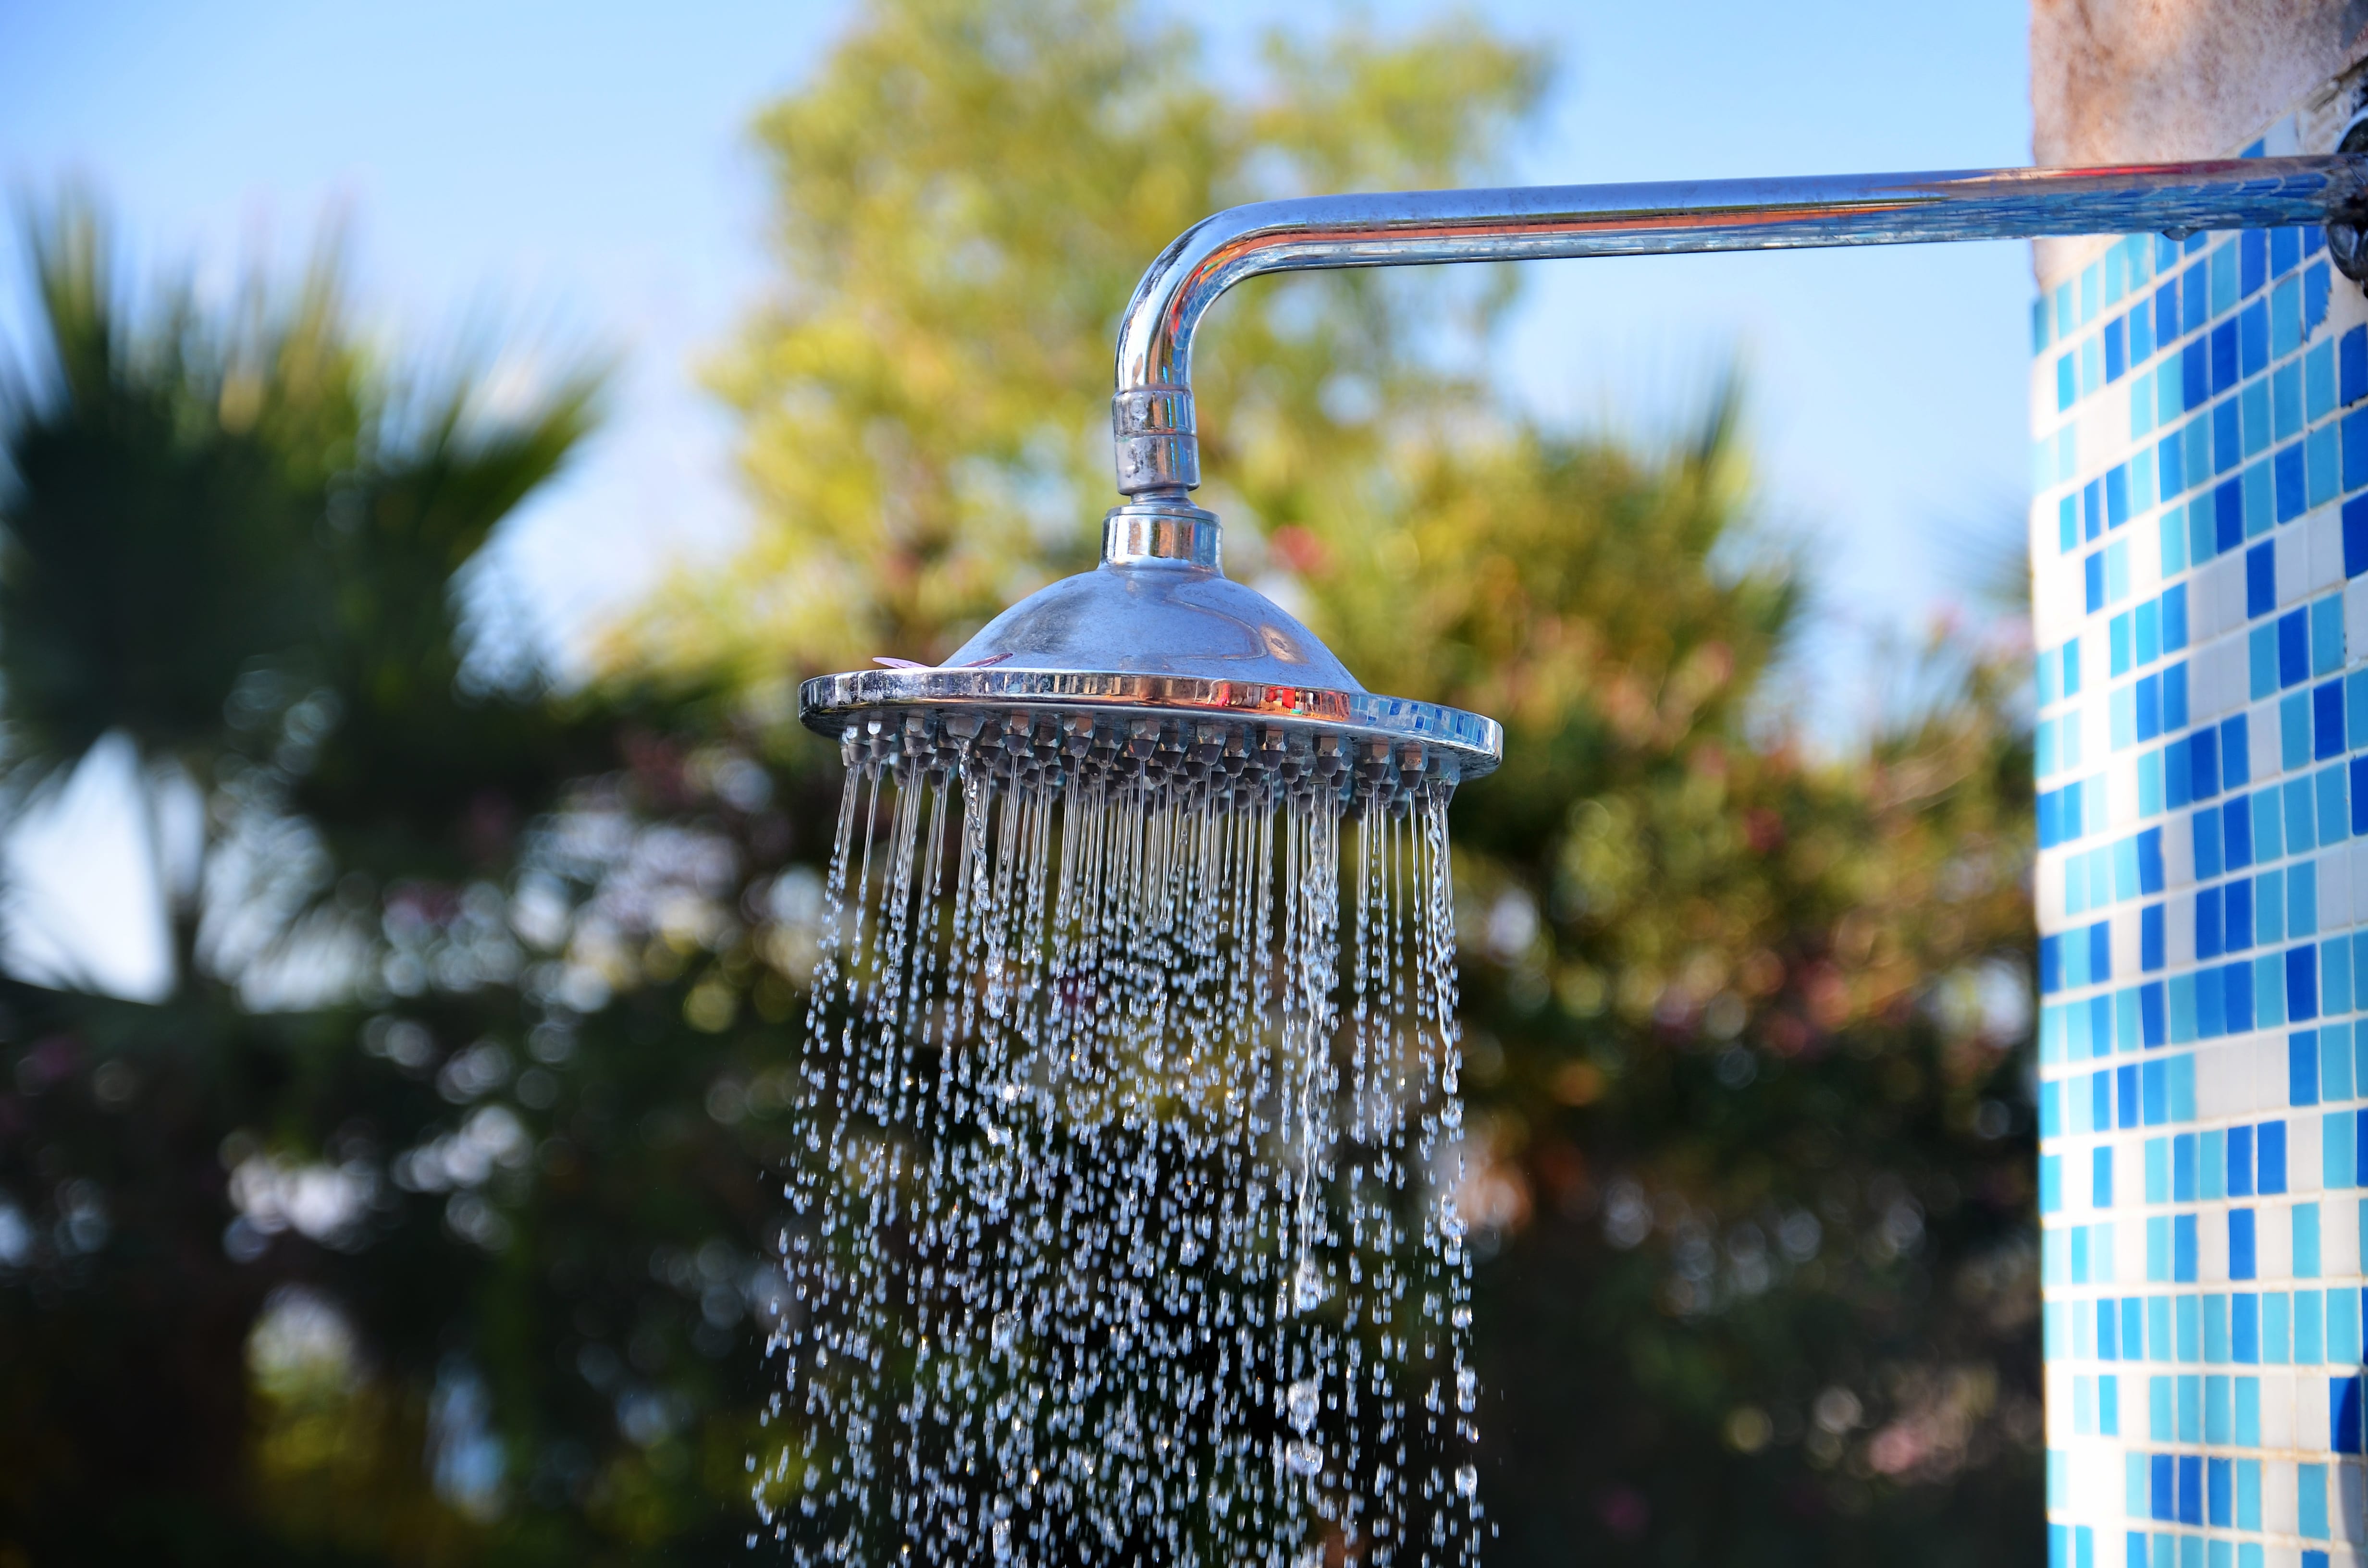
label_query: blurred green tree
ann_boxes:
[652,0,2042,1560]
[0,2,2037,1566]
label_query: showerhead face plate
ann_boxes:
[795,499,1503,809]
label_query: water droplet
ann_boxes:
[1455,1462,1480,1499]
[1287,1377,1320,1433]
[1285,1438,1324,1477]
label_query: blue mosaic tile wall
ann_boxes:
[2035,115,2368,1568]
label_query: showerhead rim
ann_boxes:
[798,667,1503,779]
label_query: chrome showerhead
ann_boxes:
[800,152,2368,801]
[796,495,1504,809]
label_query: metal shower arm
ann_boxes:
[1110,155,2368,499]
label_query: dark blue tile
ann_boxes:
[2225,793,2255,870]
[2195,726,2224,799]
[2197,885,2225,958]
[2142,981,2166,1045]
[2281,606,2310,685]
[2219,713,2247,787]
[2157,278,2180,346]
[2346,494,2368,576]
[2091,919,2112,984]
[2142,903,2164,970]
[2139,828,2165,892]
[2252,542,2281,618]
[2344,325,2368,405]
[2213,319,2241,393]
[2244,229,2268,296]
[2184,338,2210,406]
[2348,410,2368,494]
[2309,260,2333,332]
[2218,477,2245,550]
[2231,1206,2258,1277]
[2039,932,2061,991]
[2226,875,2255,945]
[2229,1123,2256,1194]
[2260,1118,2286,1192]
[2275,225,2301,278]
[2291,944,2321,1021]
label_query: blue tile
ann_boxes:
[2184,338,2210,406]
[2293,946,2322,1023]
[2279,442,2309,521]
[2276,226,2302,278]
[2157,278,2181,349]
[2215,400,2242,475]
[2345,495,2368,577]
[2228,876,2256,946]
[2346,410,2368,493]
[2321,680,2351,760]
[2343,325,2368,406]
[2219,478,2245,552]
[2276,359,2306,438]
[2243,229,2268,297]
[2280,606,2310,684]
[2221,714,2248,787]
[2275,275,2305,359]
[2164,583,2189,650]
[2308,260,2333,335]
[2107,317,2128,382]
[2241,298,2269,378]
[2212,320,2240,395]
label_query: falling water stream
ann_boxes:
[757,714,1480,1565]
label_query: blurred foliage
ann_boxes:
[0,1,2036,1565]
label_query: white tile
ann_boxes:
[2259,1034,2297,1114]
[2329,851,2356,931]
[2315,507,2348,593]
[2168,895,2195,966]
[2166,819,2196,887]
[2283,528,2311,607]
[2203,1210,2232,1278]
[2298,1117,2328,1197]
[2301,1375,2334,1453]
[2350,580,2368,672]
[2256,701,2284,784]
[2328,1195,2362,1277]
[2264,1200,2297,1278]
[2268,1372,2299,1452]
[2116,1211,2147,1280]
[2111,912,2140,977]
[2216,554,2249,636]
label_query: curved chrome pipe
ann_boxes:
[1111,156,2368,497]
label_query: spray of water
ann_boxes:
[755,711,1480,1565]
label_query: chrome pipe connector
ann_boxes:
[1110,155,2368,497]
[1102,498,1221,568]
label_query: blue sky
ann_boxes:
[0,0,2034,684]
[0,0,2033,994]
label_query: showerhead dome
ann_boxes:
[797,495,1505,811]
